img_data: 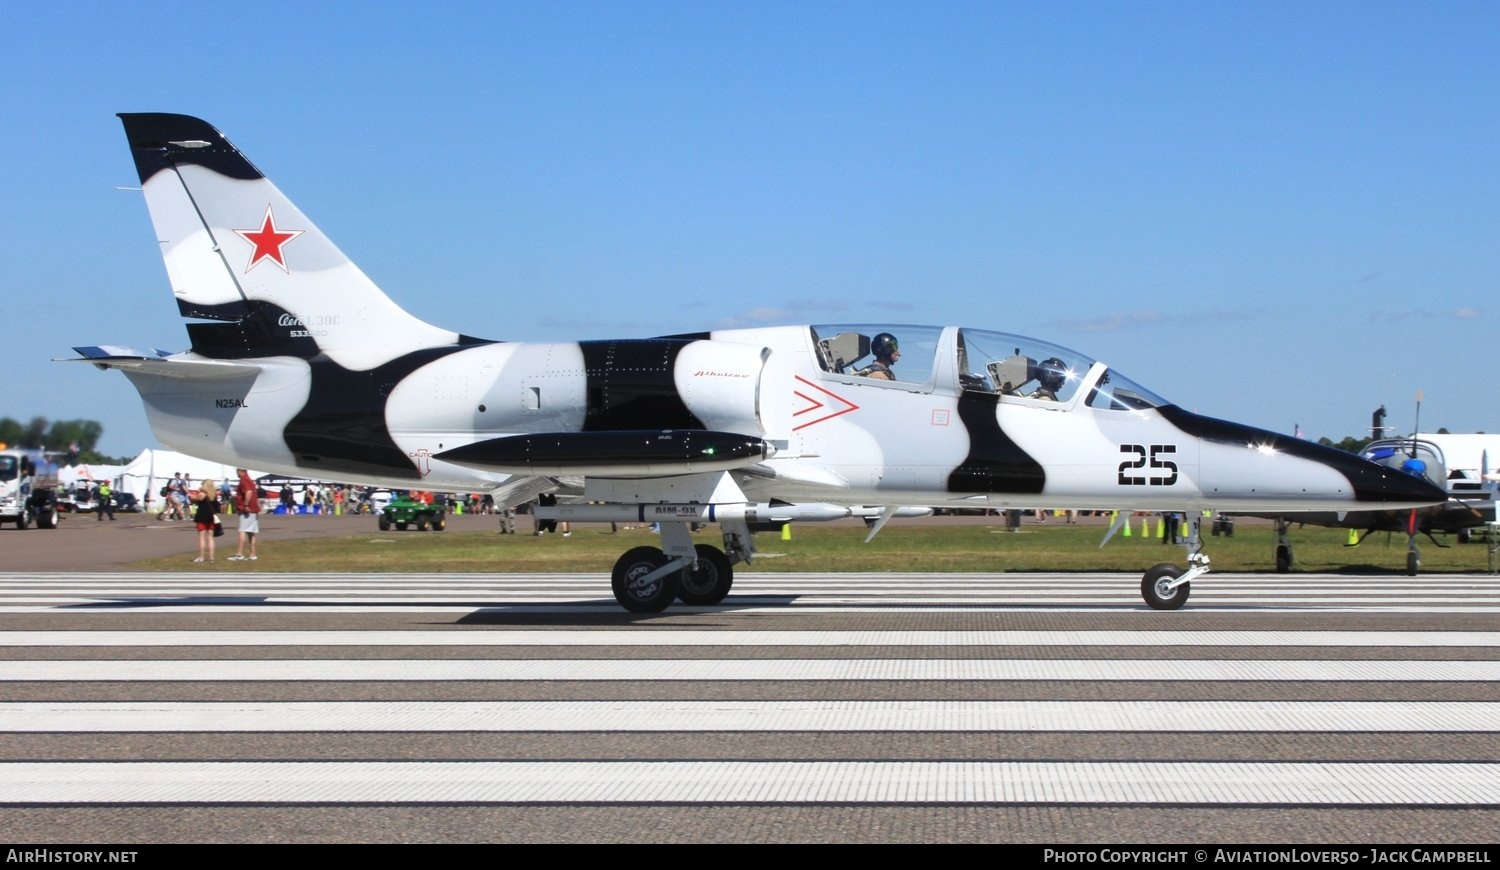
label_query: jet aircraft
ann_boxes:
[76,113,1447,612]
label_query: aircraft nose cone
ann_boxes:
[1157,407,1449,509]
[1369,467,1448,505]
[1324,449,1448,506]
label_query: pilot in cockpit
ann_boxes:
[1031,357,1067,400]
[864,333,900,381]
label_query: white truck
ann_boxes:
[0,448,61,529]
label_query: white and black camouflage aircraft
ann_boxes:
[74,113,1446,612]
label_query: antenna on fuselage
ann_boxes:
[1411,392,1422,458]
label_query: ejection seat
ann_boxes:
[988,354,1032,396]
[817,331,871,375]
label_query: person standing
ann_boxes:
[159,473,182,521]
[190,480,221,563]
[96,480,116,521]
[228,468,260,562]
[498,504,516,534]
[533,493,557,535]
[171,472,189,520]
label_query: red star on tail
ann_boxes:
[233,206,304,273]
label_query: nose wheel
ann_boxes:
[1141,563,1190,610]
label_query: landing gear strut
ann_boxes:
[1275,518,1294,573]
[1138,513,1212,610]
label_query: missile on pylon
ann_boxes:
[533,501,856,525]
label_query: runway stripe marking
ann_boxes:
[5,630,1499,647]
[0,575,1493,586]
[7,659,1500,682]
[8,605,1500,615]
[2,581,1496,594]
[1,570,1496,614]
[1,760,1496,805]
[2,572,1493,581]
[3,700,1497,732]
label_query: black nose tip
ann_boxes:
[1375,469,1449,505]
[1336,455,1449,504]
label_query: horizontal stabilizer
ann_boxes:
[64,347,262,380]
[437,430,775,477]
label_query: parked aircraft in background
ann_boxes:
[1241,433,1499,575]
[74,113,1446,611]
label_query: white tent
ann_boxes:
[113,449,260,507]
[58,464,125,489]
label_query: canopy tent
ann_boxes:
[57,464,125,489]
[112,449,261,505]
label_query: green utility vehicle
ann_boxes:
[378,495,447,531]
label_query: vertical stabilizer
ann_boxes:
[118,113,461,368]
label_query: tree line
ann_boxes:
[1315,428,1461,455]
[0,417,132,465]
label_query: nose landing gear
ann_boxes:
[1138,514,1212,610]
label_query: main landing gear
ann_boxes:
[610,542,736,613]
[609,522,746,613]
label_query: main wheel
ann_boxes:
[432,514,446,531]
[416,514,430,531]
[1275,544,1292,574]
[611,546,679,613]
[678,543,733,605]
[15,510,28,530]
[36,505,58,529]
[1406,551,1419,576]
[1141,562,1189,611]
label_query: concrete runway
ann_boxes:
[1,564,1497,844]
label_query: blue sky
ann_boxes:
[4,1,1496,458]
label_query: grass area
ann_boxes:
[130,518,1497,574]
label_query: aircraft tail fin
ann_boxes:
[117,113,463,368]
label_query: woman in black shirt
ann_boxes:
[191,479,221,563]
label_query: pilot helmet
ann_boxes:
[1036,357,1067,391]
[871,333,899,361]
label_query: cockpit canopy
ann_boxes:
[809,324,1172,412]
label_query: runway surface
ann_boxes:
[2,570,1497,843]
